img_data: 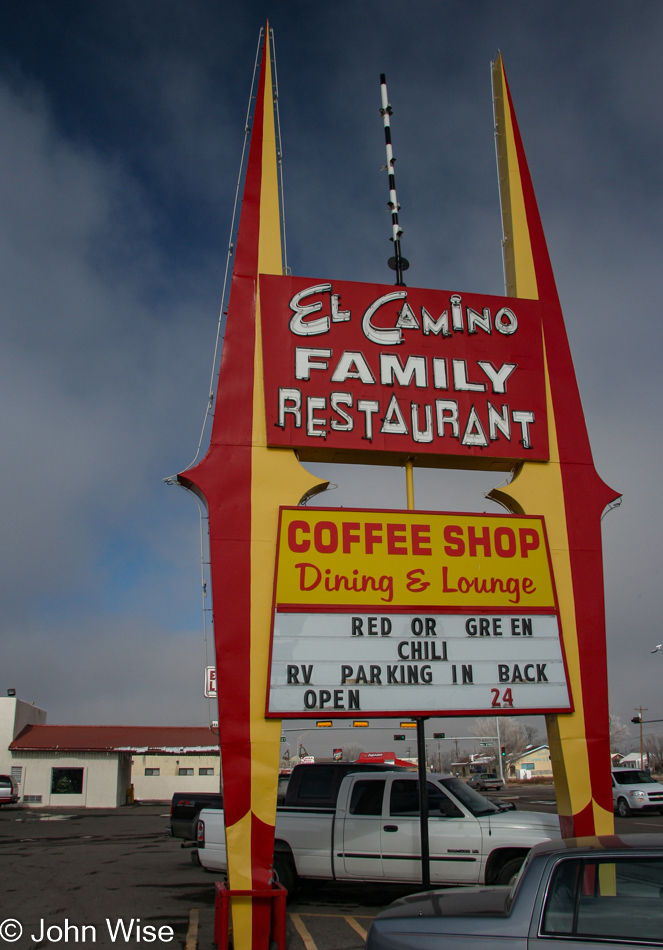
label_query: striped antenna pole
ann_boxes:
[380,73,409,285]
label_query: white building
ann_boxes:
[2,696,220,807]
[0,696,47,798]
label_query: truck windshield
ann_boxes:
[439,778,501,816]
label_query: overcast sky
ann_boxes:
[0,2,660,758]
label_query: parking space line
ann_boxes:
[290,913,319,950]
[185,909,199,950]
[344,916,368,940]
[290,913,373,919]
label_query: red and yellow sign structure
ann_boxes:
[177,29,617,949]
[260,276,549,464]
[267,507,572,719]
[275,507,556,609]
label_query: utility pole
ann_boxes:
[496,717,504,782]
[632,707,648,770]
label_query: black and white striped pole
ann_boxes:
[380,73,409,286]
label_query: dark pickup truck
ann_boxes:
[170,792,224,841]
[171,761,407,842]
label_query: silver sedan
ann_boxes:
[366,834,663,949]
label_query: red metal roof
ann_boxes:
[10,724,220,753]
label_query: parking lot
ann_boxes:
[1,789,662,950]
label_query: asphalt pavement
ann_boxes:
[1,788,662,950]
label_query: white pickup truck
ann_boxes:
[196,768,560,893]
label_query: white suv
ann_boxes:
[0,774,18,806]
[612,768,663,817]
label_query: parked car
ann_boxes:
[366,834,663,950]
[612,768,663,817]
[0,775,18,806]
[467,772,504,791]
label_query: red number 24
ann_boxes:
[491,688,514,708]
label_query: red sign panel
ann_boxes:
[260,275,548,464]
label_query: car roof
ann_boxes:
[530,833,663,859]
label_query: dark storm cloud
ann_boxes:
[0,1,660,744]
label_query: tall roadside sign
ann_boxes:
[176,32,617,949]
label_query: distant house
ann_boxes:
[508,744,552,778]
[617,751,648,770]
[1,696,220,808]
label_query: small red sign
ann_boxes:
[260,274,548,464]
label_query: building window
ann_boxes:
[11,766,22,784]
[199,768,214,776]
[178,768,194,776]
[145,768,160,776]
[51,768,84,795]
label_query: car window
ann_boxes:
[389,780,463,818]
[349,780,385,816]
[297,768,334,801]
[613,770,657,785]
[0,777,12,787]
[542,857,663,943]
[439,778,501,816]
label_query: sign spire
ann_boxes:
[380,74,409,285]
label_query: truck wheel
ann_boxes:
[495,857,524,886]
[273,853,298,898]
[190,850,201,867]
[617,797,631,818]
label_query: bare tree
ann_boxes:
[471,717,530,756]
[341,745,365,762]
[608,713,630,752]
[524,722,540,747]
[643,734,663,774]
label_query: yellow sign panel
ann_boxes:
[275,508,556,610]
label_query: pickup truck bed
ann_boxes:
[170,791,224,840]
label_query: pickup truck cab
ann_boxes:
[197,769,560,893]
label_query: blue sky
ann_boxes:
[0,2,661,756]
